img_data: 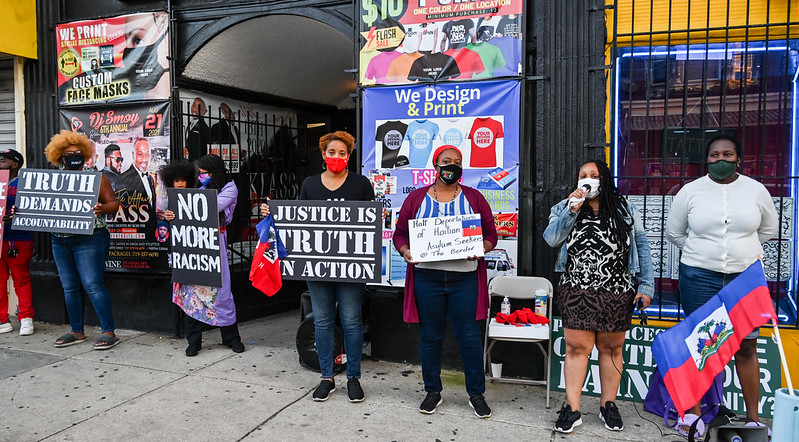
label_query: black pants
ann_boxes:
[184,313,241,347]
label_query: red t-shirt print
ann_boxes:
[468,117,504,167]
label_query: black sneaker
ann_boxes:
[347,378,365,403]
[468,394,492,418]
[419,392,442,414]
[312,380,336,402]
[555,403,582,433]
[599,400,624,431]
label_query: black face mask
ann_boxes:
[438,164,462,185]
[116,32,167,91]
[63,153,85,170]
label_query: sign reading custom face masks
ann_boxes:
[167,188,222,287]
[13,170,101,235]
[268,200,383,283]
[359,1,524,85]
[56,12,170,106]
[60,102,171,273]
[409,213,483,262]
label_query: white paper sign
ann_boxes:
[409,214,484,262]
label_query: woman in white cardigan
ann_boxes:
[665,134,778,437]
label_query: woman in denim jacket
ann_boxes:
[543,160,654,434]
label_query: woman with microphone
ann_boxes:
[543,160,653,434]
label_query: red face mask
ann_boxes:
[324,156,348,174]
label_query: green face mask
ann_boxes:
[708,160,737,181]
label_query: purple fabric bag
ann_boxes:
[644,367,724,426]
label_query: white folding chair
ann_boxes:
[484,275,553,408]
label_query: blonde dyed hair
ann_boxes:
[45,130,95,167]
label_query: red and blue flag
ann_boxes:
[650,260,777,418]
[462,217,482,237]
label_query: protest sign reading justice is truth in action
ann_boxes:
[268,200,383,283]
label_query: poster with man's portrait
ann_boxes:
[59,102,171,273]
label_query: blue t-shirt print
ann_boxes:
[404,120,440,168]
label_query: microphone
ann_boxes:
[569,184,592,208]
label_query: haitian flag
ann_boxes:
[651,260,777,418]
[462,217,482,237]
[249,215,288,297]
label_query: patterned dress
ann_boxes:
[557,212,635,332]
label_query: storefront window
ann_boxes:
[613,40,799,325]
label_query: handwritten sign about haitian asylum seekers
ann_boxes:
[12,169,100,235]
[167,188,222,287]
[268,200,382,283]
[409,214,484,262]
[0,170,9,243]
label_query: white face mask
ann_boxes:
[577,178,600,199]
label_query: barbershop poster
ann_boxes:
[359,0,524,85]
[59,102,171,273]
[363,80,519,285]
[56,11,170,106]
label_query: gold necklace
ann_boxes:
[433,182,459,203]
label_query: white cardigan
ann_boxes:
[666,174,779,274]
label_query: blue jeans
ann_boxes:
[306,280,364,379]
[414,268,484,396]
[51,229,115,333]
[679,263,758,339]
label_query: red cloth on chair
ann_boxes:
[495,308,549,326]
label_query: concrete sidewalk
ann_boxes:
[1,311,686,441]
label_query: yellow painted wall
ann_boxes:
[0,0,37,59]
[607,0,799,387]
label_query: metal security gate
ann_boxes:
[608,0,799,326]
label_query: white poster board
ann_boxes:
[409,214,484,262]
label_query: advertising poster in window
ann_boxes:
[363,80,520,285]
[359,1,524,85]
[59,102,171,273]
[56,11,170,106]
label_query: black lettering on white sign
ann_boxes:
[167,188,222,287]
[13,169,100,235]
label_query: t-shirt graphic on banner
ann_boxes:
[417,23,440,53]
[442,19,475,50]
[466,42,507,79]
[487,36,523,77]
[405,120,440,168]
[442,127,465,148]
[498,15,523,38]
[408,53,460,82]
[376,121,409,168]
[443,48,485,79]
[365,51,403,84]
[469,117,504,168]
[386,52,423,84]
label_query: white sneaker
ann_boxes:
[19,318,33,336]
[0,321,12,333]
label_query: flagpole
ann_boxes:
[772,323,795,395]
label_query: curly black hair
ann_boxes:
[196,154,232,190]
[577,159,632,247]
[159,160,197,188]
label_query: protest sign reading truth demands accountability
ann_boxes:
[167,189,222,287]
[409,213,484,262]
[13,169,100,235]
[268,200,382,283]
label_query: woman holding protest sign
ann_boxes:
[164,156,245,357]
[260,131,374,403]
[393,145,497,418]
[665,135,778,437]
[43,131,120,350]
[543,159,653,434]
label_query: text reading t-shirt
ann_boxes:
[375,120,409,168]
[469,117,504,168]
[404,120,440,168]
[407,53,460,82]
[299,173,375,202]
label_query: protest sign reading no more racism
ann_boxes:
[167,188,223,287]
[13,169,101,235]
[268,200,383,283]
